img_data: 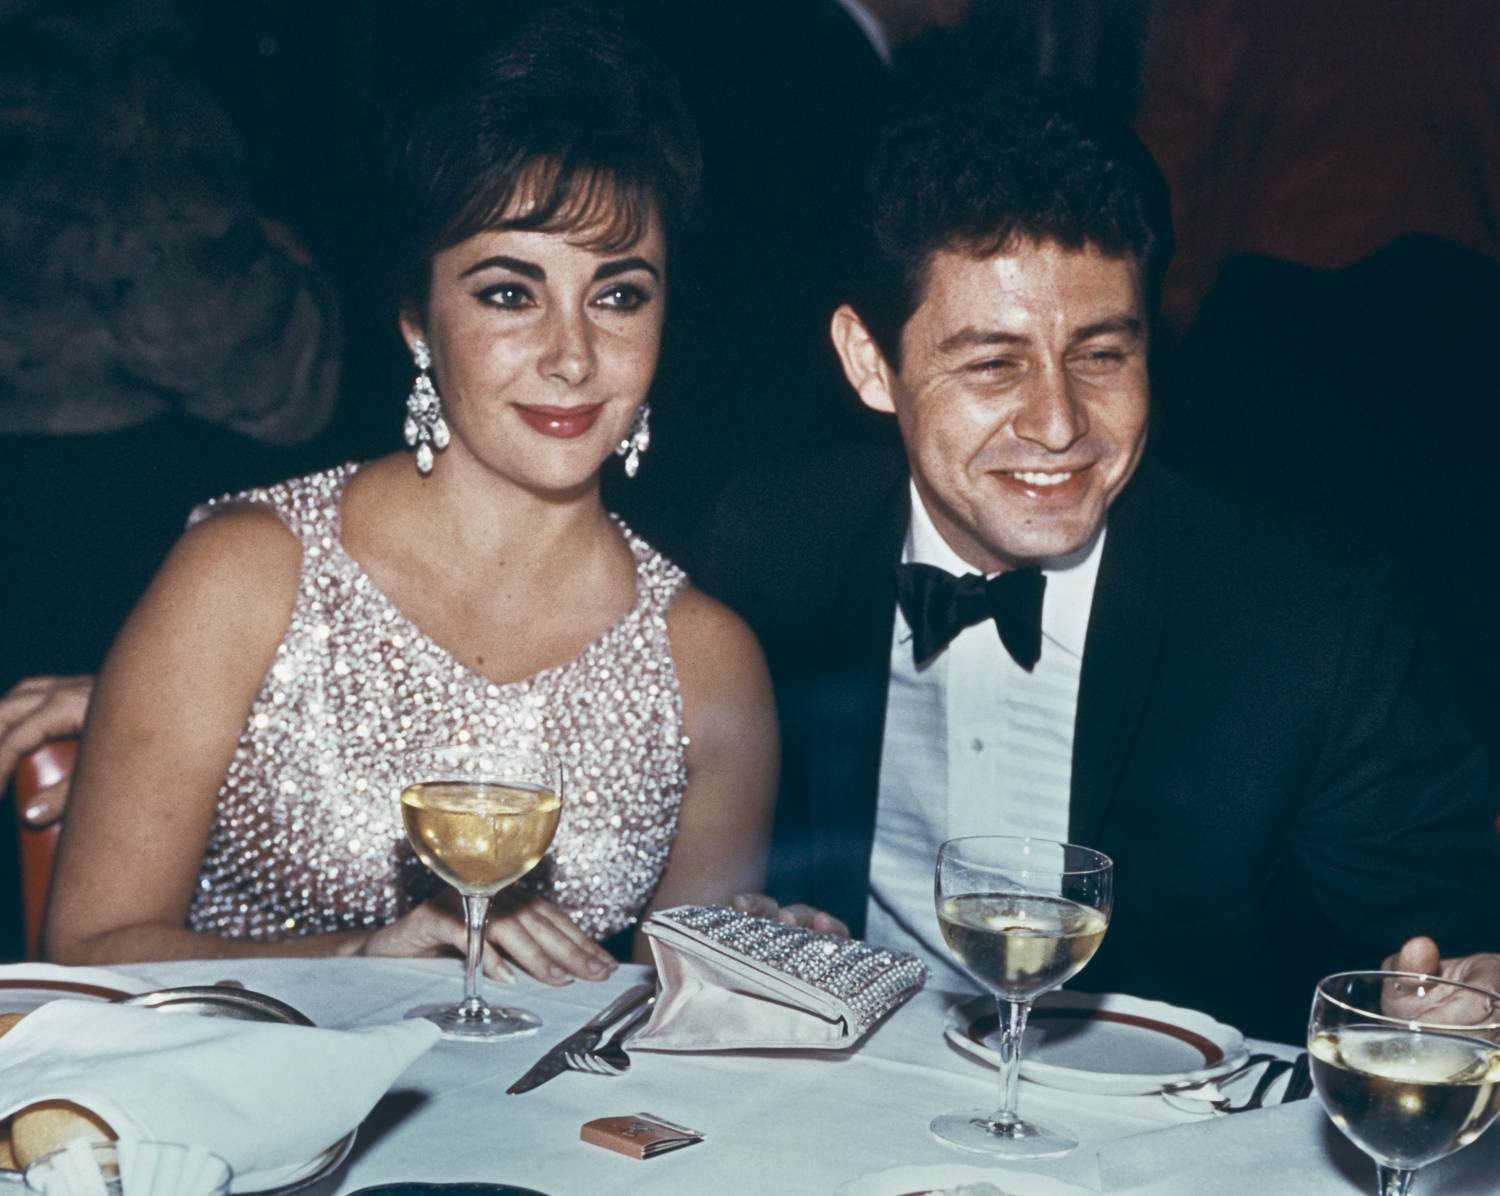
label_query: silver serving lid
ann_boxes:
[118,984,314,1026]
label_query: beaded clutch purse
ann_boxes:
[632,904,927,1052]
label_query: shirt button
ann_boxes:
[971,738,985,753]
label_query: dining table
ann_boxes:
[3,955,1498,1196]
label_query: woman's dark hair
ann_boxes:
[387,4,700,316]
[848,97,1174,365]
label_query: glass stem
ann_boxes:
[1376,1165,1416,1196]
[989,996,1031,1132]
[459,893,491,1020]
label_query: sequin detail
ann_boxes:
[648,905,928,1034]
[184,463,689,942]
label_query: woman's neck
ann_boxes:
[348,452,626,595]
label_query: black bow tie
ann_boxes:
[895,562,1047,671]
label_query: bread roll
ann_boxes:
[0,1013,19,1171]
[11,1101,115,1169]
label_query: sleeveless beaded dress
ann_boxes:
[184,463,690,942]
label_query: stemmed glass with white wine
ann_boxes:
[933,835,1113,1158]
[398,744,562,1041]
[1309,971,1500,1196]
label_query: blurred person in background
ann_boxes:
[0,0,342,958]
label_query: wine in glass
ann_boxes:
[932,835,1113,1158]
[398,744,562,1041]
[1309,971,1500,1196]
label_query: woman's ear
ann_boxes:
[398,310,426,356]
[830,304,899,414]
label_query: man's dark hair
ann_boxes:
[848,98,1173,365]
[387,3,700,318]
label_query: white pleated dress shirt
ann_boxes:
[865,484,1105,991]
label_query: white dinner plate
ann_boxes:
[944,990,1249,1095]
[837,1162,1097,1195]
[233,1137,355,1196]
[0,963,159,1009]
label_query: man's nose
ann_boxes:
[539,311,596,386]
[1012,367,1087,451]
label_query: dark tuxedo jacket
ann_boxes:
[695,446,1498,1042]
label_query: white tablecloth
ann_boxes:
[6,957,1499,1195]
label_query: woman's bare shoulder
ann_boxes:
[141,503,305,644]
[173,502,302,580]
[665,584,764,670]
[665,584,774,733]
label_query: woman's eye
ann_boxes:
[478,283,534,309]
[595,283,651,311]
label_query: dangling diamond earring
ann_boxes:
[615,403,651,479]
[404,338,450,475]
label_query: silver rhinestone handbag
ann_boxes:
[632,904,927,1052]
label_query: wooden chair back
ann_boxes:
[13,739,75,960]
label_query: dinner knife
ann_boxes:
[506,980,655,1095]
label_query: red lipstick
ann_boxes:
[513,403,605,438]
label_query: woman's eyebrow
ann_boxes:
[593,256,660,282]
[460,254,544,279]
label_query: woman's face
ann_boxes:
[401,207,666,495]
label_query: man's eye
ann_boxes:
[968,358,1021,378]
[595,283,651,311]
[1071,349,1128,372]
[478,284,534,308]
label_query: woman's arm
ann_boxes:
[43,507,316,964]
[631,587,780,960]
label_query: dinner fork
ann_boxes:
[564,998,654,1075]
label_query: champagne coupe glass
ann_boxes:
[932,835,1113,1158]
[1309,971,1500,1196]
[398,744,562,1041]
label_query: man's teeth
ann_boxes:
[1008,470,1074,486]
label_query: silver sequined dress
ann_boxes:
[184,463,690,942]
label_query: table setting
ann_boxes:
[3,812,1498,1194]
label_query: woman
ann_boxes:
[44,9,778,984]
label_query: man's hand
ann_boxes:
[1380,936,1500,1023]
[0,675,94,826]
[732,893,850,937]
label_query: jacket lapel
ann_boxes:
[1069,464,1170,846]
[805,472,908,932]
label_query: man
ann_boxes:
[700,101,1500,1042]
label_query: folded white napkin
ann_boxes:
[0,999,439,1178]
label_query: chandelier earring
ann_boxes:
[615,403,651,479]
[404,338,450,475]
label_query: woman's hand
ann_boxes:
[357,890,618,985]
[732,893,850,937]
[0,674,94,826]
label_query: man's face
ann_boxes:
[850,240,1149,572]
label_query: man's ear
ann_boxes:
[830,304,899,414]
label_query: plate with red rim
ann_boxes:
[944,990,1249,1095]
[837,1163,1096,1195]
[0,965,155,1011]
